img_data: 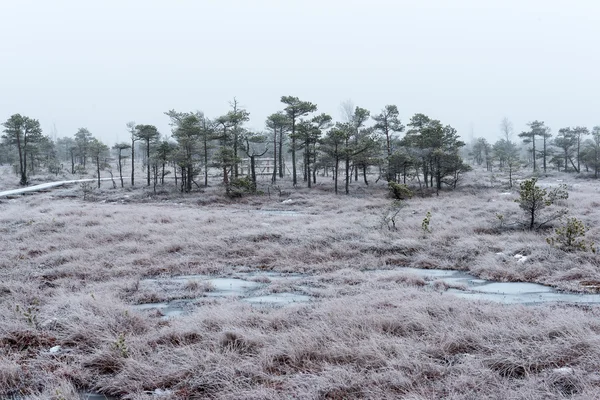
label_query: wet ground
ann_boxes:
[131,267,600,318]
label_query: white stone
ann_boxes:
[49,345,61,354]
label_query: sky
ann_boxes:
[1,0,599,145]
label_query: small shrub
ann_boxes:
[227,176,255,198]
[547,217,596,253]
[80,181,94,201]
[113,333,128,358]
[422,211,432,233]
[388,182,413,200]
[382,200,406,230]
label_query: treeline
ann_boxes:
[470,119,600,187]
[4,97,597,194]
[0,97,470,194]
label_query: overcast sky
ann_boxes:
[1,0,599,144]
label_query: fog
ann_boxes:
[1,0,598,144]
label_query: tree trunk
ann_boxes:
[530,204,535,230]
[292,119,297,185]
[118,153,124,188]
[334,153,339,195]
[96,156,101,188]
[345,154,350,195]
[303,147,308,183]
[543,136,547,173]
[174,165,178,188]
[234,131,239,178]
[16,132,26,185]
[146,139,151,186]
[577,138,581,173]
[307,150,312,189]
[204,139,209,187]
[532,135,537,172]
[278,127,284,178]
[250,156,257,192]
[272,130,277,183]
[131,140,135,186]
[186,164,193,192]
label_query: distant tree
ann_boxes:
[472,138,492,171]
[30,135,59,175]
[539,126,552,173]
[320,123,349,195]
[227,98,250,178]
[126,121,137,186]
[296,113,332,187]
[372,105,405,181]
[281,96,317,186]
[500,117,514,142]
[592,127,600,178]
[57,136,77,174]
[241,131,269,191]
[74,128,93,169]
[2,114,43,185]
[198,114,216,187]
[554,128,577,172]
[571,126,589,173]
[519,120,547,172]
[492,139,520,188]
[353,127,381,185]
[266,112,289,183]
[579,138,596,174]
[154,139,175,185]
[401,114,467,192]
[113,142,131,187]
[165,111,201,192]
[135,124,160,186]
[349,106,371,181]
[89,138,109,188]
[214,113,236,186]
[388,148,414,184]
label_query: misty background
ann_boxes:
[1,0,598,144]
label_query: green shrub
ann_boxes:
[227,176,255,198]
[388,182,413,200]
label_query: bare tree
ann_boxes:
[500,117,514,142]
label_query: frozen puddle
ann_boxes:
[205,278,262,296]
[397,267,600,305]
[243,292,311,306]
[79,393,116,400]
[133,274,309,317]
[256,210,303,216]
[132,268,600,318]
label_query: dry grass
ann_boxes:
[1,165,600,398]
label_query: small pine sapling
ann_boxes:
[547,217,596,253]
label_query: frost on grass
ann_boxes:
[1,171,600,397]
